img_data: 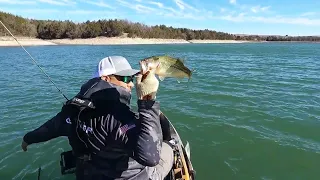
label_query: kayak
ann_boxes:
[161,112,196,180]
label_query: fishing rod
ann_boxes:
[0,20,69,101]
[38,167,41,180]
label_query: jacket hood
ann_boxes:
[76,77,132,107]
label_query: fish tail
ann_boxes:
[185,76,191,88]
[189,75,192,81]
[186,68,195,85]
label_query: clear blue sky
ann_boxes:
[1,0,320,36]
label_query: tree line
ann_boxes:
[1,11,320,42]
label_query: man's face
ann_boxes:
[106,75,135,92]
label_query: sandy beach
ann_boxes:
[48,37,190,45]
[188,39,249,43]
[0,37,57,46]
[0,36,250,47]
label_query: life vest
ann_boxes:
[61,77,133,159]
[62,96,96,158]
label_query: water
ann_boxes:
[0,43,320,180]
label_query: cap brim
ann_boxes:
[114,69,140,76]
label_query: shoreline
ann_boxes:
[2,36,318,47]
[0,36,254,47]
[2,36,317,47]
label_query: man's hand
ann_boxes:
[136,71,159,100]
[21,140,28,152]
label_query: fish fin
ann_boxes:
[185,75,192,88]
[188,68,196,81]
[191,68,196,76]
[158,76,165,81]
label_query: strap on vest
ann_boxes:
[65,97,96,109]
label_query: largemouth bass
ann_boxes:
[140,55,192,81]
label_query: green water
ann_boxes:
[0,43,320,180]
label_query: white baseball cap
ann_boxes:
[93,56,140,78]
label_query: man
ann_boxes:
[21,56,174,180]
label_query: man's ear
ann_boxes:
[101,75,111,82]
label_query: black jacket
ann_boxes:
[23,78,163,179]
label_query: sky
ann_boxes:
[0,0,320,36]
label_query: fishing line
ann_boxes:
[0,20,69,100]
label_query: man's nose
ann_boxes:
[128,81,134,89]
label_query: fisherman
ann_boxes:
[21,56,174,180]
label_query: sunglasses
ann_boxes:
[116,75,135,83]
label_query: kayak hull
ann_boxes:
[161,112,196,180]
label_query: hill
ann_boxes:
[1,11,320,42]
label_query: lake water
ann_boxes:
[0,43,320,180]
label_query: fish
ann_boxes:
[139,55,192,82]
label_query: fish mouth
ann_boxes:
[140,59,160,75]
[140,61,148,74]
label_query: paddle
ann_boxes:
[185,141,191,160]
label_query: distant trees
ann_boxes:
[1,11,320,41]
[0,11,37,37]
